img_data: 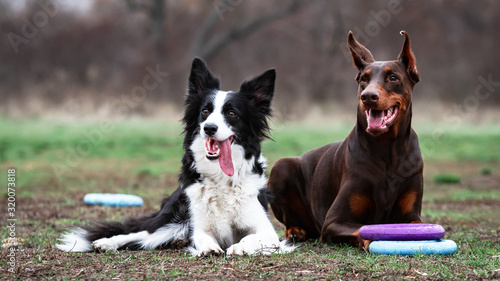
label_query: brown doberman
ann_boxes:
[268,31,423,249]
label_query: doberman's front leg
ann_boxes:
[391,174,424,223]
[319,188,373,249]
[321,221,371,250]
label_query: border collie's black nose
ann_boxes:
[204,123,218,136]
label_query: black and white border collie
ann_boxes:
[57,58,292,256]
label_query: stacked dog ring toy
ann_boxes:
[359,224,457,256]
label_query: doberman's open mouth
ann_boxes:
[205,136,235,176]
[365,105,399,131]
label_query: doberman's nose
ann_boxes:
[360,90,379,105]
[204,123,218,137]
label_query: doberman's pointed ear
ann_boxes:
[398,31,420,84]
[347,31,375,72]
[188,57,220,95]
[239,69,275,108]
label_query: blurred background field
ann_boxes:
[1,0,500,118]
[1,115,499,201]
[2,0,499,180]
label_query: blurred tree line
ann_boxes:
[1,0,499,117]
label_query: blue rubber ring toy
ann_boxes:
[83,193,143,207]
[369,239,457,256]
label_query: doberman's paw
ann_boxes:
[358,237,371,250]
[284,227,307,242]
[353,228,371,250]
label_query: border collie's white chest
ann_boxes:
[185,170,267,248]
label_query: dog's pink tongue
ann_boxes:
[368,110,384,129]
[217,139,234,176]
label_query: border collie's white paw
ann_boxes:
[197,244,224,257]
[226,242,250,255]
[93,238,119,252]
[192,234,224,256]
[195,241,223,256]
[227,236,279,256]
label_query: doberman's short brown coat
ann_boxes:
[268,31,423,249]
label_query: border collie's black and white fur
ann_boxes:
[57,58,292,256]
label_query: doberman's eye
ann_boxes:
[201,108,210,115]
[227,111,237,118]
[360,74,369,83]
[389,74,399,82]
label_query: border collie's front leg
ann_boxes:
[191,231,224,256]
[226,208,282,255]
[226,231,280,255]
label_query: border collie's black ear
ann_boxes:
[188,58,220,94]
[239,69,275,108]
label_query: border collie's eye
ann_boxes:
[227,111,237,118]
[389,75,399,82]
[201,109,209,115]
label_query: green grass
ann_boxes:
[1,117,499,190]
[1,117,499,280]
[414,122,500,162]
[1,224,499,279]
[1,118,499,164]
[434,173,462,184]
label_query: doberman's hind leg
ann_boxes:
[284,227,307,241]
[268,158,319,242]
